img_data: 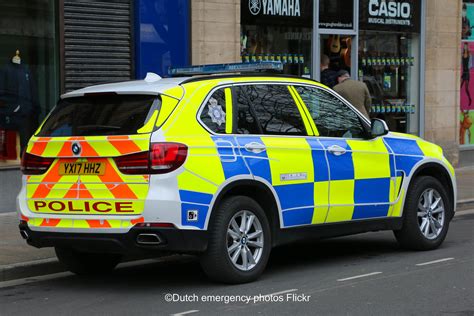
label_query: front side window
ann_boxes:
[295,86,366,138]
[234,84,307,136]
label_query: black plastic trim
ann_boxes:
[19,223,208,255]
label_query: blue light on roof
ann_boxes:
[168,61,283,76]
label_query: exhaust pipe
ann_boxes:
[20,230,29,240]
[136,233,162,245]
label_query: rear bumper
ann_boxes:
[19,222,208,255]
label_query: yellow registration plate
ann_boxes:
[59,162,105,175]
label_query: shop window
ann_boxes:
[0,1,59,165]
[358,32,420,134]
[240,0,313,77]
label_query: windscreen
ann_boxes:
[38,94,159,137]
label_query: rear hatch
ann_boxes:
[23,93,160,217]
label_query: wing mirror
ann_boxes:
[370,118,389,138]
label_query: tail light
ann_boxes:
[115,142,187,175]
[21,152,55,175]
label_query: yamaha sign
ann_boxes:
[248,0,301,17]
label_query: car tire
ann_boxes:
[394,176,452,251]
[55,247,121,275]
[200,196,271,284]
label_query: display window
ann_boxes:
[461,0,474,147]
[240,0,313,77]
[0,1,59,166]
[358,31,420,134]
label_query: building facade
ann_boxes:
[0,0,468,212]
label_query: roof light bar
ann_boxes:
[168,61,283,77]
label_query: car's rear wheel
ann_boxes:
[200,196,271,284]
[55,247,121,275]
[394,176,452,250]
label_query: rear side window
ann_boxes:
[38,94,158,136]
[200,88,227,134]
[234,85,307,136]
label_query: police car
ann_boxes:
[18,62,456,284]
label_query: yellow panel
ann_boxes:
[73,220,89,228]
[348,138,390,179]
[156,95,180,128]
[329,180,354,205]
[442,157,455,176]
[163,86,184,99]
[392,188,406,217]
[165,134,225,186]
[177,170,218,195]
[314,181,329,206]
[137,110,159,134]
[312,206,328,224]
[225,88,233,134]
[43,141,66,157]
[417,140,443,159]
[326,206,354,223]
[56,219,73,228]
[261,137,314,185]
[82,182,115,199]
[88,141,121,157]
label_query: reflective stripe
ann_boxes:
[287,86,314,136]
[225,88,233,134]
[289,86,320,136]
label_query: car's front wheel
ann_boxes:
[200,196,271,284]
[394,176,452,250]
[55,247,121,275]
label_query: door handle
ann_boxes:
[244,142,266,154]
[327,145,347,156]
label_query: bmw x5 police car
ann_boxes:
[18,62,456,284]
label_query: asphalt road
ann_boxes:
[1,213,473,316]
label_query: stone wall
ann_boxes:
[424,0,462,165]
[191,0,241,65]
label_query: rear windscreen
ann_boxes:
[38,94,159,137]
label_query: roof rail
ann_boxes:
[168,61,283,77]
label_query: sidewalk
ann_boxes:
[1,167,473,281]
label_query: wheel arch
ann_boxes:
[207,178,282,247]
[409,161,456,218]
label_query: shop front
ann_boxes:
[0,0,60,167]
[240,0,424,136]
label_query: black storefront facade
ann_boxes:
[241,0,425,136]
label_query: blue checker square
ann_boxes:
[395,156,423,177]
[306,138,329,182]
[327,152,354,180]
[352,204,390,219]
[274,183,314,210]
[384,138,423,156]
[319,139,354,181]
[181,203,209,229]
[354,178,390,204]
[282,207,313,227]
[179,190,213,205]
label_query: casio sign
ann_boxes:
[369,0,411,18]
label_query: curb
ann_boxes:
[457,199,474,211]
[1,202,473,283]
[0,258,64,282]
